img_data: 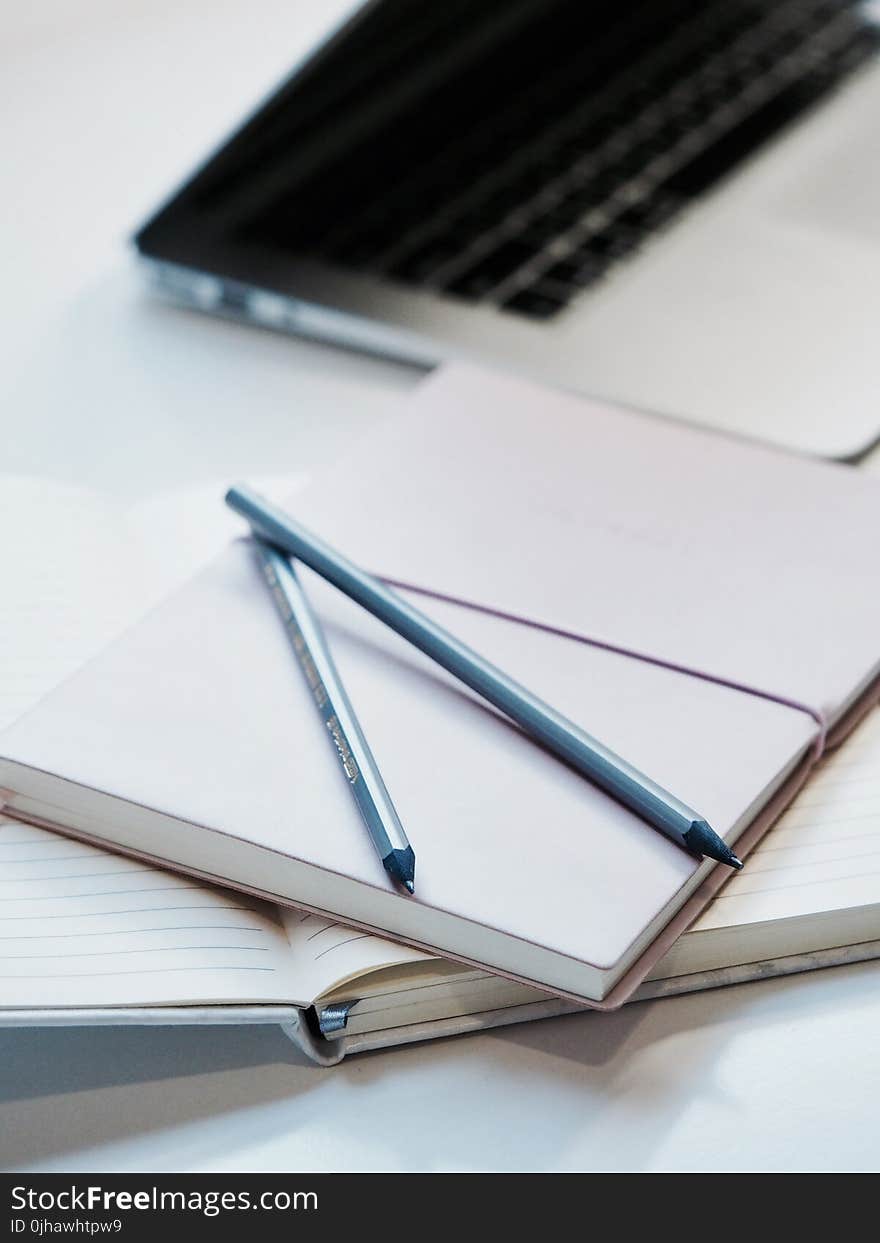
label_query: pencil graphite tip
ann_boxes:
[384,846,416,895]
[683,819,744,870]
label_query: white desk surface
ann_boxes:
[2,0,878,1173]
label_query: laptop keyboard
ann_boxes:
[243,0,879,321]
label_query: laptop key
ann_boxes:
[544,255,608,289]
[503,287,569,319]
[389,236,463,283]
[582,229,641,260]
[445,240,539,299]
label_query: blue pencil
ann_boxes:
[229,485,742,871]
[253,537,415,894]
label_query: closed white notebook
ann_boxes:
[1,366,879,1006]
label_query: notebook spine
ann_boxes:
[279,1010,347,1066]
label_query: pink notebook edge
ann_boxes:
[599,671,880,1010]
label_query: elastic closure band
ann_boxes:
[380,578,829,759]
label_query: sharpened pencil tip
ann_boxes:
[684,820,745,870]
[385,847,416,895]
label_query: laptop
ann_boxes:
[135,0,880,459]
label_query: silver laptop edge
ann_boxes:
[139,4,880,460]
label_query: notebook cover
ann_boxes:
[0,544,821,1003]
[1,366,878,1006]
[0,1006,341,1066]
[291,364,880,729]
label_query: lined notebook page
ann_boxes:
[692,709,880,932]
[279,908,429,1003]
[0,817,298,1008]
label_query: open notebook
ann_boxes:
[2,366,880,1008]
[1,705,878,1063]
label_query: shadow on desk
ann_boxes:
[2,961,877,1172]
